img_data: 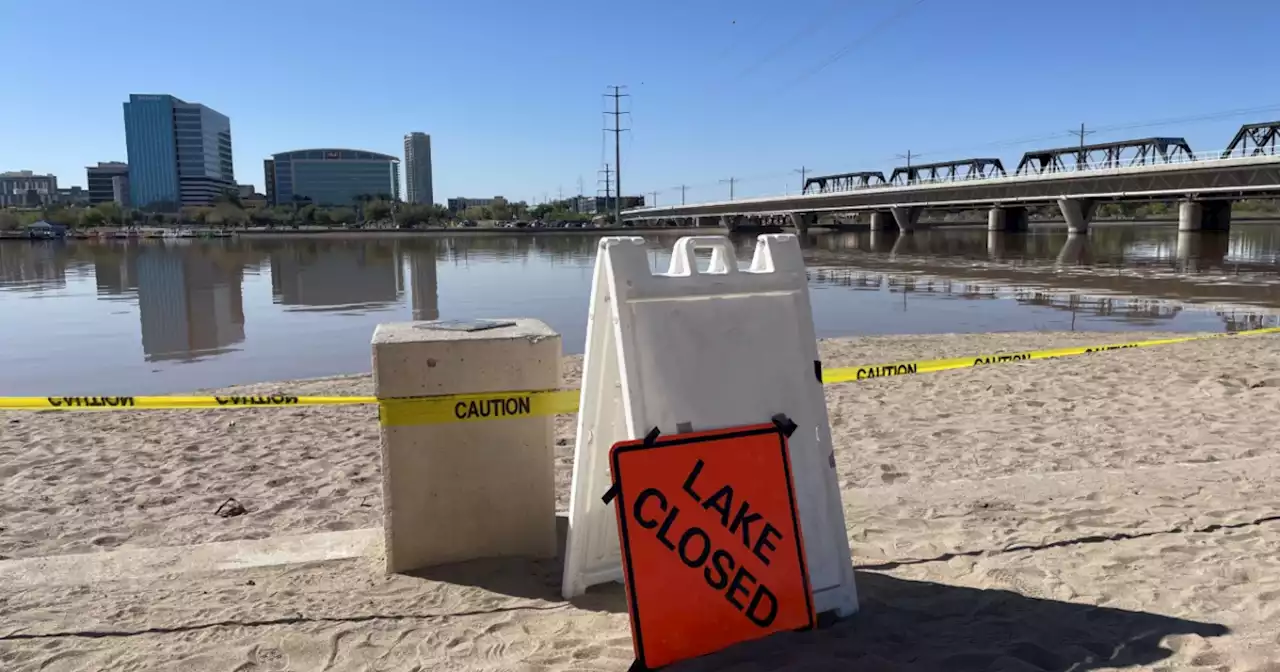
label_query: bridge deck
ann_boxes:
[625,154,1280,219]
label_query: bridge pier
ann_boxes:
[1055,233,1089,267]
[720,215,743,232]
[1057,198,1095,234]
[890,206,926,233]
[1178,200,1232,232]
[869,211,894,232]
[987,231,1006,260]
[789,211,817,235]
[1176,230,1230,269]
[988,206,1029,232]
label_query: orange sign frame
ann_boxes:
[609,421,815,669]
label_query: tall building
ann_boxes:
[86,161,130,205]
[263,158,276,206]
[0,171,58,207]
[265,149,400,207]
[122,94,235,209]
[404,132,433,205]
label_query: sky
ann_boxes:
[3,0,1278,205]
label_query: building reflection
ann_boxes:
[269,239,402,309]
[405,242,439,321]
[0,241,69,291]
[134,244,246,361]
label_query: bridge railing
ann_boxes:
[804,148,1278,194]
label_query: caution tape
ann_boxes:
[378,389,580,427]
[1,327,1277,423]
[0,395,376,410]
[822,326,1280,383]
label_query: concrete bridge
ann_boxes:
[624,121,1280,235]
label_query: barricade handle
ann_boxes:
[669,236,739,276]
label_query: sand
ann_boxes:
[2,331,1280,670]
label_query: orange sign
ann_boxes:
[608,421,815,669]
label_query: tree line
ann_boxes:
[0,191,603,231]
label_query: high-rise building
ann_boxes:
[123,94,235,209]
[265,149,400,206]
[0,171,58,207]
[404,132,433,205]
[86,161,130,205]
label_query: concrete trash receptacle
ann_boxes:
[372,318,560,573]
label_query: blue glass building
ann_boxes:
[123,94,235,209]
[265,149,400,207]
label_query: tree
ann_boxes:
[490,197,511,221]
[365,200,392,222]
[0,210,19,230]
[81,207,106,228]
[94,202,123,226]
[459,206,488,222]
[216,189,243,209]
[328,207,355,225]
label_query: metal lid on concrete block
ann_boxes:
[372,318,558,345]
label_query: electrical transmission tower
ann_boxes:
[604,85,629,224]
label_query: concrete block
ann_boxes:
[372,319,560,573]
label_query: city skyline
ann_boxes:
[3,0,1279,205]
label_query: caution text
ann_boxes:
[454,396,532,420]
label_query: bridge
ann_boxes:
[623,121,1280,235]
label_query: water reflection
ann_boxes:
[136,246,246,361]
[2,226,1280,394]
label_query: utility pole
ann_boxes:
[604,85,629,224]
[672,184,688,205]
[794,166,809,192]
[720,177,737,200]
[1068,122,1095,170]
[648,190,658,207]
[895,150,917,169]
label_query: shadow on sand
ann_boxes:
[670,571,1228,672]
[409,516,1228,671]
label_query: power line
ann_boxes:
[781,0,928,92]
[730,0,859,81]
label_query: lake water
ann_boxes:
[3,224,1280,395]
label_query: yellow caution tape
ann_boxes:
[378,389,580,428]
[1,327,1277,423]
[823,326,1280,383]
[0,395,377,410]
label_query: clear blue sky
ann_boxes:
[3,0,1277,204]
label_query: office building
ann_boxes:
[263,159,276,206]
[56,186,92,205]
[0,171,58,207]
[404,132,433,205]
[265,149,400,206]
[87,162,130,205]
[447,196,502,213]
[123,94,235,209]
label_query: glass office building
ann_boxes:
[123,94,235,209]
[266,149,400,207]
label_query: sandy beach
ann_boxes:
[3,330,1280,671]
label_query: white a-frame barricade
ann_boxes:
[562,234,858,618]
